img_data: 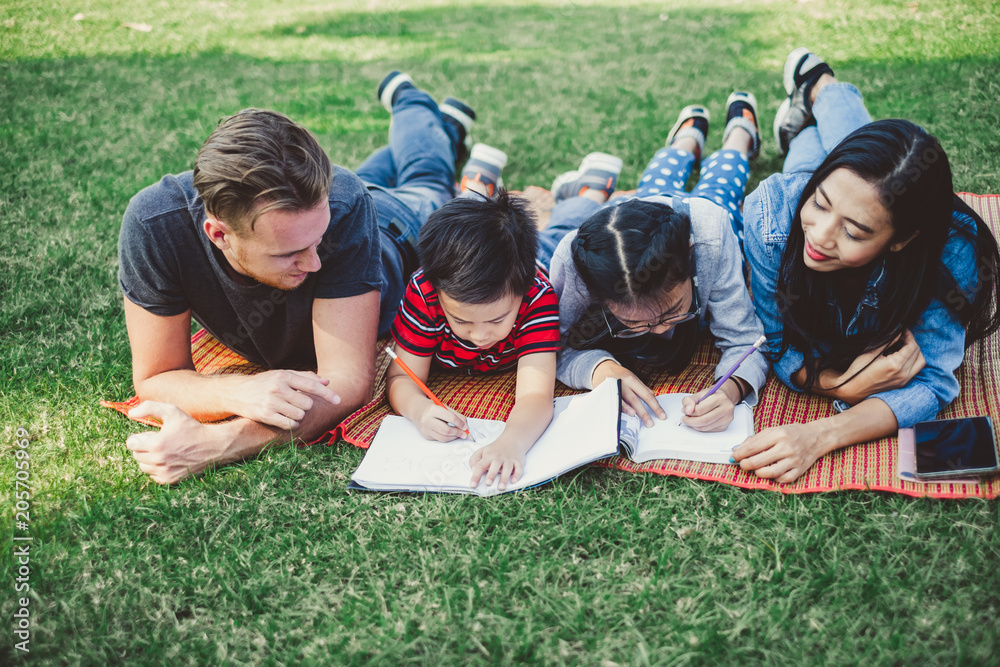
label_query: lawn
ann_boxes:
[2,0,999,664]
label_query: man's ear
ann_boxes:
[889,230,920,253]
[203,215,233,250]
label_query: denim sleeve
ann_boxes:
[743,181,805,391]
[869,295,965,427]
[549,232,615,389]
[700,205,769,405]
[868,217,978,427]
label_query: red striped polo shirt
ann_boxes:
[391,268,560,374]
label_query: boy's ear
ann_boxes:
[889,230,920,253]
[203,215,233,250]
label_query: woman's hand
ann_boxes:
[592,359,667,427]
[732,422,829,483]
[803,330,925,404]
[733,398,900,484]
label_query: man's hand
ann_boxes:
[228,370,341,429]
[126,402,240,485]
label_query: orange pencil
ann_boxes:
[385,346,475,441]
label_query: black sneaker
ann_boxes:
[773,48,835,155]
[440,96,476,164]
[666,104,711,160]
[722,91,761,160]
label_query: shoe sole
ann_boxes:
[468,143,508,169]
[724,91,761,156]
[726,91,759,122]
[440,100,475,135]
[579,152,624,176]
[378,71,413,113]
[442,96,476,121]
[783,47,812,96]
[551,170,581,202]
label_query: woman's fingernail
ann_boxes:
[729,457,736,463]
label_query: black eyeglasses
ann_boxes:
[602,276,701,339]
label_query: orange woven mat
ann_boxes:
[102,194,1000,497]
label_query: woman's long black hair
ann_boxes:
[776,119,1000,390]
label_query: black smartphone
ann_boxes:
[913,416,1000,480]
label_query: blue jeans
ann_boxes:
[542,144,752,265]
[357,86,460,335]
[782,83,871,174]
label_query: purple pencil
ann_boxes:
[694,335,767,405]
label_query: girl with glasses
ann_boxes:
[547,92,770,432]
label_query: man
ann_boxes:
[120,73,476,484]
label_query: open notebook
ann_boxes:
[619,394,754,464]
[349,379,622,496]
[350,383,755,495]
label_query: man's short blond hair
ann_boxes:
[193,108,333,235]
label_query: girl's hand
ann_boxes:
[592,360,667,427]
[469,439,525,491]
[732,422,828,483]
[415,403,470,442]
[680,379,741,432]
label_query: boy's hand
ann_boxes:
[415,402,470,442]
[469,439,526,491]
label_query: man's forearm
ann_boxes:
[134,369,248,421]
[184,391,363,472]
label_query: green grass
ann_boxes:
[2,0,1000,663]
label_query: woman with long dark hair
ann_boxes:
[550,91,769,432]
[737,48,1000,481]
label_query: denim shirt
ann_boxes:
[743,172,980,428]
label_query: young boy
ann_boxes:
[387,151,624,491]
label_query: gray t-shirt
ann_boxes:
[118,169,381,369]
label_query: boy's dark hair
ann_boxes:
[417,189,539,304]
[193,108,332,235]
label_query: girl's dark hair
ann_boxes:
[417,189,538,304]
[571,199,694,309]
[777,118,1000,389]
[566,199,701,372]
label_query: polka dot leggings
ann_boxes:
[633,146,750,241]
